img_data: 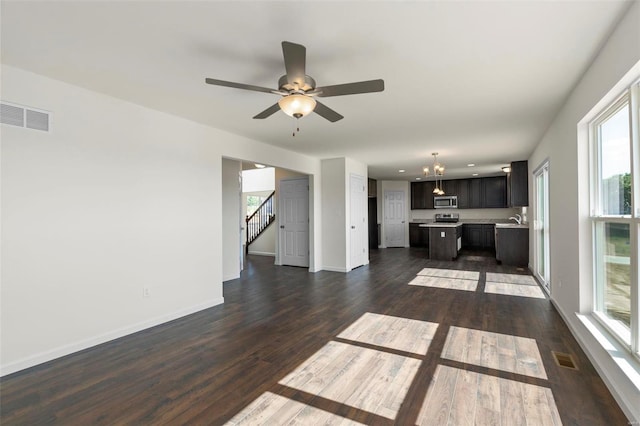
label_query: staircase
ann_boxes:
[246,191,276,253]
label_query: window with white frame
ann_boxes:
[590,80,639,355]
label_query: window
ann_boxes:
[589,81,639,355]
[533,161,550,292]
[246,195,266,217]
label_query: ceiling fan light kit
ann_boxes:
[278,94,316,118]
[205,41,384,133]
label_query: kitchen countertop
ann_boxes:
[418,222,463,228]
[411,219,526,226]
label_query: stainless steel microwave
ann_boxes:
[434,195,458,209]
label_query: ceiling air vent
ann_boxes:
[1,101,50,132]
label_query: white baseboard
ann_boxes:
[550,299,639,423]
[0,297,224,377]
[247,251,276,257]
[322,266,348,273]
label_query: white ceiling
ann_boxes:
[1,1,631,180]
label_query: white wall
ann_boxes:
[1,65,325,374]
[320,158,368,272]
[222,158,241,281]
[527,2,640,421]
[1,65,224,374]
[321,158,346,271]
[378,181,410,248]
[242,167,275,193]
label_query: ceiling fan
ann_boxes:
[205,41,384,123]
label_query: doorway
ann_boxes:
[533,161,550,292]
[279,177,310,267]
[350,174,367,269]
[384,190,405,247]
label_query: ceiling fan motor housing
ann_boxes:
[278,75,316,92]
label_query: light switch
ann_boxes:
[441,231,445,238]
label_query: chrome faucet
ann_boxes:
[508,214,522,225]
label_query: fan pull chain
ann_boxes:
[292,117,301,137]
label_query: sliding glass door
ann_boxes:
[534,162,550,292]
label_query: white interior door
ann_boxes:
[385,190,405,247]
[279,177,309,267]
[350,174,367,269]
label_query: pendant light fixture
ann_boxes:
[423,152,446,195]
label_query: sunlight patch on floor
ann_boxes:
[485,282,546,299]
[409,276,478,291]
[417,365,562,426]
[417,268,480,280]
[485,272,538,285]
[226,391,365,425]
[338,312,439,355]
[442,326,548,379]
[278,341,421,420]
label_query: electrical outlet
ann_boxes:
[142,286,151,298]
[441,231,445,238]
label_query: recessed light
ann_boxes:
[415,177,422,180]
[399,169,405,173]
[467,163,475,167]
[255,163,266,169]
[472,173,479,176]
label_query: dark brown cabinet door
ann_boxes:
[424,181,436,209]
[368,178,377,198]
[441,179,458,197]
[483,224,495,250]
[483,176,507,208]
[409,224,429,247]
[509,161,528,207]
[469,178,483,208]
[457,179,470,209]
[411,182,426,209]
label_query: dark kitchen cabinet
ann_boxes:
[463,225,483,248]
[409,223,429,248]
[509,161,529,207]
[412,176,507,210]
[483,225,496,251]
[469,178,483,208]
[441,179,458,197]
[368,178,377,198]
[429,226,460,261]
[411,181,436,209]
[457,179,470,208]
[483,176,507,208]
[496,227,529,266]
[411,182,427,209]
[462,224,495,250]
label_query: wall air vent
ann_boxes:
[1,101,50,132]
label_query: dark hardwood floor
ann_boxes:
[0,248,628,425]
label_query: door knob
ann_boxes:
[280,225,285,229]
[351,226,355,229]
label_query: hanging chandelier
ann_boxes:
[423,152,446,195]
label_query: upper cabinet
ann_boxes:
[483,176,507,208]
[368,178,377,198]
[508,160,529,207]
[411,176,508,209]
[411,181,436,209]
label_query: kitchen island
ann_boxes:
[422,222,463,261]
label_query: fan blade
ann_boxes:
[253,103,281,119]
[314,79,385,97]
[314,101,343,122]
[205,78,276,94]
[282,41,306,87]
